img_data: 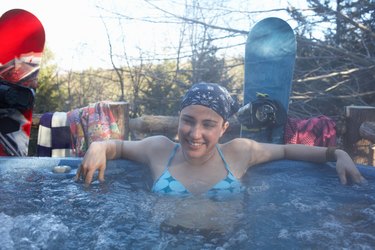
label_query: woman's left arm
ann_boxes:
[229,139,366,185]
[280,144,366,185]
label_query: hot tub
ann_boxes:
[0,157,374,249]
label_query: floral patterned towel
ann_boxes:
[67,101,122,157]
[284,115,336,147]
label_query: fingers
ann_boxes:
[85,168,96,186]
[349,168,367,185]
[75,162,106,186]
[336,166,347,185]
[74,141,108,185]
[336,163,367,185]
[75,164,84,181]
[98,166,106,182]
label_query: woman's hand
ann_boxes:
[335,149,366,185]
[75,141,108,185]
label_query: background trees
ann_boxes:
[288,0,375,118]
[36,0,374,121]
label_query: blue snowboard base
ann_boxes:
[241,17,296,143]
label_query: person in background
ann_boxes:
[76,82,366,197]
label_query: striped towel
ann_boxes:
[37,112,71,157]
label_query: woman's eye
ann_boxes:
[203,122,216,128]
[182,118,194,124]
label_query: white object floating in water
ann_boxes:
[52,165,72,174]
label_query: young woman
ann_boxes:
[76,82,366,196]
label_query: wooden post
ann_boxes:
[129,115,179,140]
[360,121,375,166]
[106,101,129,140]
[344,106,375,166]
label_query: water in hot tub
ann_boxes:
[0,158,374,249]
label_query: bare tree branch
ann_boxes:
[310,0,375,39]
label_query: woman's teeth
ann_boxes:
[189,141,203,146]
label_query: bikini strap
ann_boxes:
[165,144,179,169]
[215,144,232,173]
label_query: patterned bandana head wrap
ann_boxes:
[180,82,238,121]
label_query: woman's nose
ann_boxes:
[189,124,202,138]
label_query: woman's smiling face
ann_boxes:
[178,105,228,162]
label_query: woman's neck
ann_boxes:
[181,146,217,167]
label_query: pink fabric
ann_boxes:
[284,115,336,147]
[67,101,122,157]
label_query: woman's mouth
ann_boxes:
[187,140,205,147]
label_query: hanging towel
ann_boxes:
[284,115,337,147]
[36,112,53,156]
[51,112,71,157]
[37,112,71,157]
[67,101,122,157]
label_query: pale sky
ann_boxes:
[0,0,307,72]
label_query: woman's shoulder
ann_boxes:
[220,137,258,151]
[142,135,174,143]
[141,135,177,152]
[219,138,262,174]
[140,136,177,174]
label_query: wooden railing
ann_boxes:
[30,104,375,166]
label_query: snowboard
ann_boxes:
[239,17,296,143]
[0,9,45,156]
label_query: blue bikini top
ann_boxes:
[152,144,243,197]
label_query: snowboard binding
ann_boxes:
[237,92,287,130]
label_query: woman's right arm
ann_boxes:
[76,136,172,185]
